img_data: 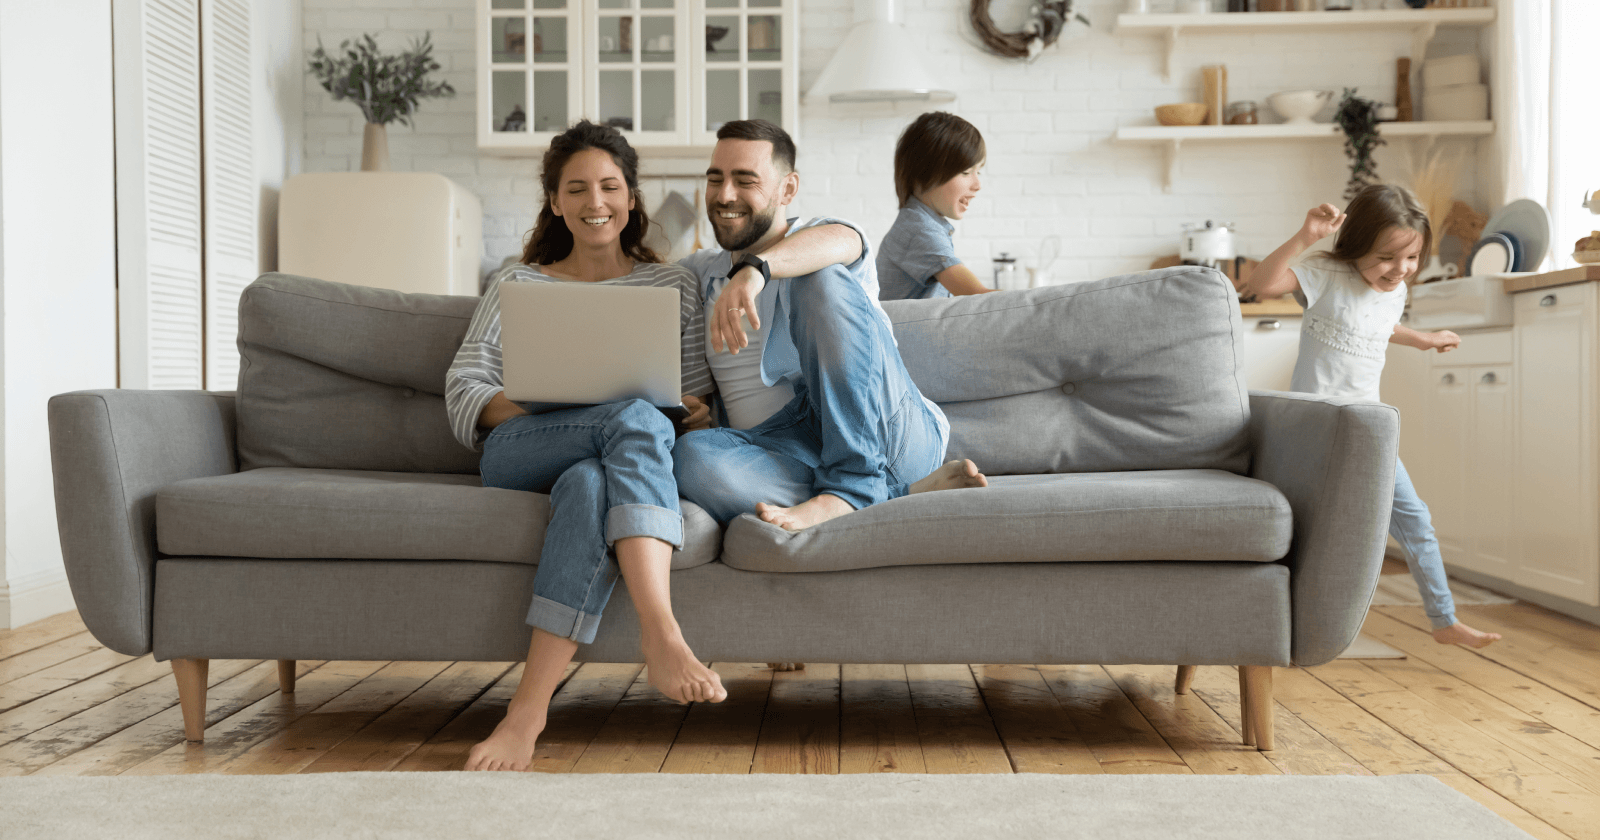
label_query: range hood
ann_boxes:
[804,0,955,104]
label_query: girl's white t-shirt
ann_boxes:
[1289,256,1407,402]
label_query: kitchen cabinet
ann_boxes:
[1239,315,1300,392]
[477,0,798,155]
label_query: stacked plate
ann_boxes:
[1467,199,1549,276]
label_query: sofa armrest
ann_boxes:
[48,390,237,655]
[1247,390,1399,667]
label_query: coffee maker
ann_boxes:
[1180,220,1236,272]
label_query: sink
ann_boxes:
[1407,273,1525,331]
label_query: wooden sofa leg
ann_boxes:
[1238,667,1255,747]
[1241,665,1275,751]
[1174,665,1196,695]
[278,660,297,694]
[172,658,209,742]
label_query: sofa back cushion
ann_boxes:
[236,273,481,473]
[884,266,1251,475]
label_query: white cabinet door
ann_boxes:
[1512,285,1600,605]
[1382,338,1431,469]
[587,0,693,145]
[1463,364,1515,578]
[1238,317,1300,392]
[481,0,586,150]
[1427,365,1471,570]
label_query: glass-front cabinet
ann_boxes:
[478,0,798,153]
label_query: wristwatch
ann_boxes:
[730,252,771,284]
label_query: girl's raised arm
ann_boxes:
[1245,203,1345,300]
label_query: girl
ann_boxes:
[446,121,727,772]
[1246,183,1500,649]
[877,111,993,300]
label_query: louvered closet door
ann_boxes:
[202,0,255,391]
[115,0,204,391]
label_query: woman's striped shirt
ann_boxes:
[444,261,713,451]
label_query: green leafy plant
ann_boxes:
[1333,88,1385,200]
[307,33,455,126]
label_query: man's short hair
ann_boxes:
[893,111,985,208]
[715,119,797,174]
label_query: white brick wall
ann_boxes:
[302,0,1486,283]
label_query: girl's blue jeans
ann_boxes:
[1390,458,1458,630]
[478,399,681,645]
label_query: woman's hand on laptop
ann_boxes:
[681,395,713,433]
[711,268,763,355]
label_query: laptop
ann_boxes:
[498,281,689,423]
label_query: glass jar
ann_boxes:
[1225,101,1258,125]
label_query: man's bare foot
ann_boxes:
[1432,621,1502,648]
[756,493,854,532]
[464,706,545,771]
[767,662,805,671]
[641,628,727,704]
[909,459,989,494]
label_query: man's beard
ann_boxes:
[711,202,777,252]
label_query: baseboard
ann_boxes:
[0,569,77,629]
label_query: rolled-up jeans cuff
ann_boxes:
[526,594,603,645]
[1428,611,1457,631]
[814,485,871,511]
[606,503,683,549]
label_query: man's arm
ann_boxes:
[712,223,865,354]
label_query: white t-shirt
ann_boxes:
[1289,256,1406,402]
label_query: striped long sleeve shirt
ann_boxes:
[444,261,713,451]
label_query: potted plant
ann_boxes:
[307,33,455,171]
[1333,88,1384,200]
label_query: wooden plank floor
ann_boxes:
[2,590,1598,840]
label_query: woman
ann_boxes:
[445,121,726,772]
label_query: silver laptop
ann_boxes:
[498,281,685,416]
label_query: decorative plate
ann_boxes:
[1467,233,1516,276]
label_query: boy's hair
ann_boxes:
[716,119,796,173]
[893,112,986,208]
[1329,184,1433,281]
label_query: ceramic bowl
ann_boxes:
[1267,89,1333,125]
[1154,103,1208,126]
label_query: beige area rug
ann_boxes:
[0,772,1533,839]
[1339,574,1518,659]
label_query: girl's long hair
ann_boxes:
[1328,184,1433,282]
[521,120,661,266]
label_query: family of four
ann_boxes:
[444,118,987,771]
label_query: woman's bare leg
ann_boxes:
[617,535,727,704]
[464,629,578,771]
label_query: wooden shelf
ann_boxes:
[1114,8,1496,80]
[1115,121,1494,192]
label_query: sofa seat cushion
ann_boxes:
[157,467,720,571]
[720,469,1291,573]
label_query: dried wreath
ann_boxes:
[968,0,1088,61]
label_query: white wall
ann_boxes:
[301,0,1486,281]
[256,1,306,275]
[0,0,119,627]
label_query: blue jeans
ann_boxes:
[674,265,945,522]
[479,399,681,644]
[1390,458,1457,630]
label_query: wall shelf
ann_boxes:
[1114,8,1496,81]
[1114,120,1494,191]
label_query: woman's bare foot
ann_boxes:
[756,493,854,531]
[641,627,727,704]
[1432,621,1502,648]
[464,705,545,771]
[909,459,989,494]
[767,662,805,671]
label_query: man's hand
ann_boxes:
[1428,330,1461,353]
[681,394,713,432]
[711,265,764,354]
[1300,203,1346,243]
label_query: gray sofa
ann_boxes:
[48,268,1399,753]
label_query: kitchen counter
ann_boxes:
[1502,265,1600,294]
[1240,298,1303,317]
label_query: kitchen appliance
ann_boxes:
[1267,89,1333,125]
[1181,221,1237,271]
[992,252,1021,290]
[1482,198,1551,272]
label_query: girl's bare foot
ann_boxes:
[767,662,805,671]
[641,628,727,704]
[756,493,853,531]
[1432,621,1501,648]
[909,459,989,494]
[464,705,545,772]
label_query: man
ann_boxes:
[675,120,984,532]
